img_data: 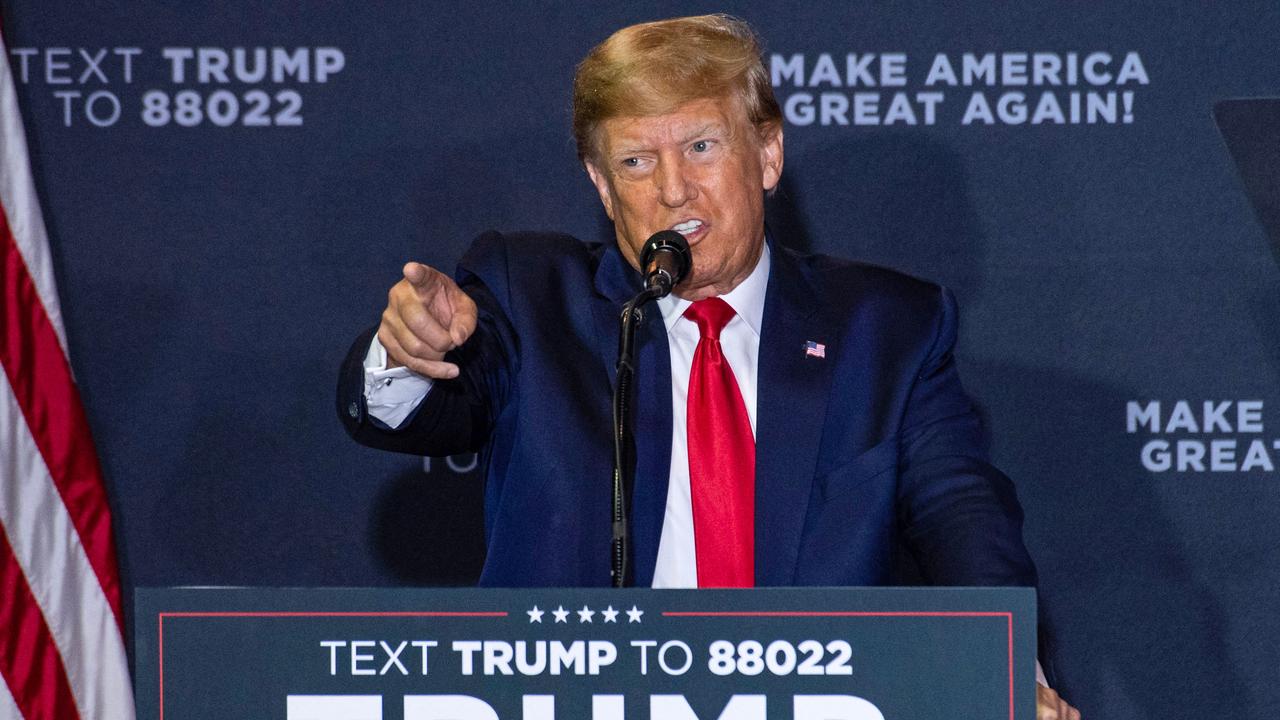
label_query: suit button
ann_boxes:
[347,401,360,419]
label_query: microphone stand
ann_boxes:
[611,285,664,588]
[610,230,689,588]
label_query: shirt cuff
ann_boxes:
[362,335,433,429]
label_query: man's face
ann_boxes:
[584,96,784,300]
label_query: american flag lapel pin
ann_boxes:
[804,340,826,359]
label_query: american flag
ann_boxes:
[804,340,826,358]
[0,29,136,720]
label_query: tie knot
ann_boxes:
[683,297,737,340]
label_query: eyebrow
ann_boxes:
[678,123,724,144]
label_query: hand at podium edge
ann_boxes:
[1037,684,1081,720]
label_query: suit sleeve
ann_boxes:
[895,288,1039,588]
[336,233,519,456]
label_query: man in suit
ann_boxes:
[339,14,1078,719]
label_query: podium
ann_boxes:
[135,586,1036,719]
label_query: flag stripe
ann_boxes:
[0,28,66,354]
[0,210,124,630]
[0,675,25,720]
[0,527,81,720]
[0,371,134,720]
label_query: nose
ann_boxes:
[655,154,696,208]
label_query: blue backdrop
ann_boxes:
[4,3,1279,717]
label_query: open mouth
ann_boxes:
[670,219,707,242]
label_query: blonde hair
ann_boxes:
[572,14,782,163]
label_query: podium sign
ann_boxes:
[135,587,1036,720]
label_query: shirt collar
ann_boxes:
[656,241,770,337]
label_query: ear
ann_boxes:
[584,160,616,221]
[758,123,784,192]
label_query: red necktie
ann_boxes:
[684,297,755,588]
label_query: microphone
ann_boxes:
[639,230,692,297]
[609,230,692,587]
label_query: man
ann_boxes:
[339,14,1078,719]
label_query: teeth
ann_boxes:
[671,220,703,235]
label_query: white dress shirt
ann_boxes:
[650,244,769,587]
[362,336,434,426]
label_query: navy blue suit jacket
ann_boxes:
[339,231,1037,590]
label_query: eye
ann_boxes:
[621,157,639,167]
[691,140,710,153]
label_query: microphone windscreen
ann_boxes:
[640,230,692,286]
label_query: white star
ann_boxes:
[626,605,644,623]
[601,605,620,623]
[577,605,595,623]
[527,606,544,623]
[552,605,570,623]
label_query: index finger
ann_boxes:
[402,261,434,289]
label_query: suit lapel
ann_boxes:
[590,245,672,586]
[754,240,836,586]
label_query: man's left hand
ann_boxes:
[1037,685,1081,719]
